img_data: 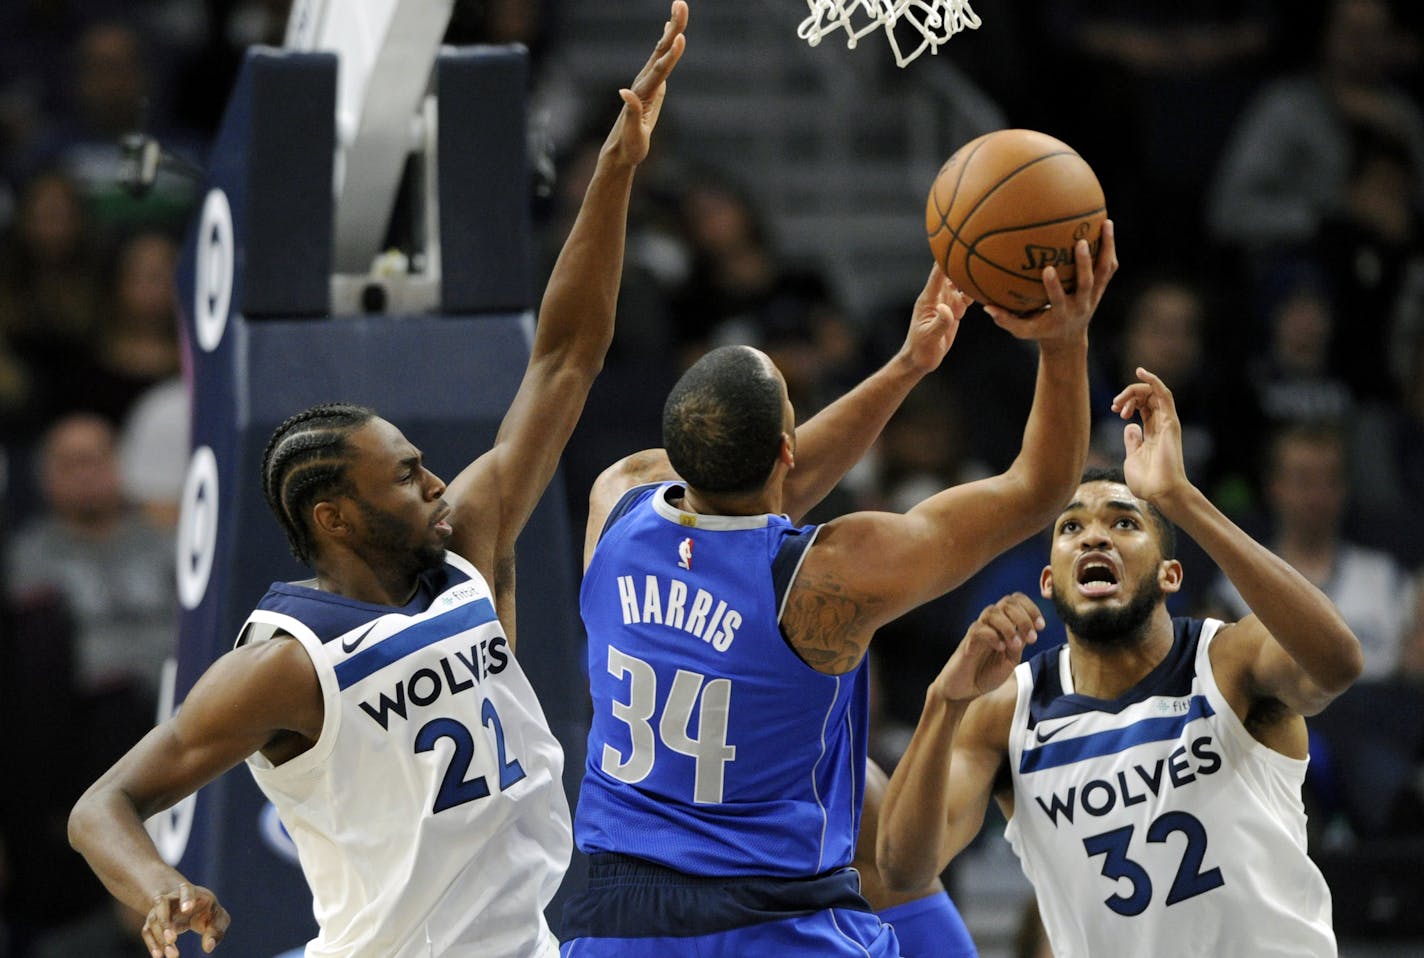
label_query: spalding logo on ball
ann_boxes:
[926,129,1105,314]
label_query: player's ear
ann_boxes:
[1039,566,1053,600]
[779,434,794,470]
[312,500,351,541]
[1158,558,1183,595]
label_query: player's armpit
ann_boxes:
[1210,617,1341,721]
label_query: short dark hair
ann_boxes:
[1264,420,1346,479]
[663,346,785,494]
[260,403,377,564]
[1078,466,1177,559]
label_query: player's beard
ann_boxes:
[1052,567,1163,649]
[357,498,446,577]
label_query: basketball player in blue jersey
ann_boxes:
[65,6,690,957]
[879,368,1364,957]
[559,224,1118,957]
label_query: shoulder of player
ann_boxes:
[1203,615,1269,673]
[187,633,321,730]
[591,450,677,508]
[790,511,914,613]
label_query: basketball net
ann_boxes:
[797,0,982,68]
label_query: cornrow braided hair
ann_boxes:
[260,403,377,564]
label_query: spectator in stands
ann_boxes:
[670,169,858,413]
[82,229,182,426]
[4,413,176,723]
[1219,268,1355,492]
[1090,274,1227,492]
[1049,0,1276,268]
[1207,0,1424,258]
[118,376,188,532]
[1312,125,1424,404]
[1209,422,1413,678]
[1351,325,1424,567]
[0,167,102,434]
[1204,420,1421,840]
[21,21,200,237]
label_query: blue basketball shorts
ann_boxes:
[558,853,902,957]
[878,889,977,958]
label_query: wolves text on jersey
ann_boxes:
[615,574,743,652]
[358,634,510,730]
[1031,735,1222,827]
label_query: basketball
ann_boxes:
[926,129,1106,314]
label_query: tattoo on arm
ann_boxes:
[781,572,882,674]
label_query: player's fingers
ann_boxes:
[149,895,176,942]
[924,302,951,329]
[669,0,689,33]
[141,922,164,958]
[1110,381,1149,413]
[631,12,687,93]
[1041,264,1064,303]
[1134,366,1173,397]
[651,32,687,80]
[983,303,1043,338]
[1072,238,1094,297]
[978,607,1024,649]
[1001,592,1045,631]
[200,906,231,952]
[1094,219,1118,283]
[1124,422,1144,456]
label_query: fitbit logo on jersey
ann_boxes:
[358,635,509,729]
[1033,735,1222,826]
[615,574,742,651]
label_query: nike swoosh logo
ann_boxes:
[1035,718,1081,744]
[341,622,380,654]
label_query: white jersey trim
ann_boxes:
[240,609,343,775]
[1196,619,1310,775]
[651,483,774,530]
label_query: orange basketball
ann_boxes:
[926,129,1106,314]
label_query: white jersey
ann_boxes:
[1004,618,1335,958]
[239,552,570,958]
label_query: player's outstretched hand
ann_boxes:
[931,593,1042,703]
[142,882,230,957]
[1112,366,1191,504]
[603,0,689,167]
[900,263,972,375]
[986,219,1117,343]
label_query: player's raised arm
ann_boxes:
[442,2,689,577]
[783,224,1116,672]
[877,593,1037,891]
[68,638,322,956]
[1113,368,1362,714]
[780,265,970,523]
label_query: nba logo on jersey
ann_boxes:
[677,537,693,570]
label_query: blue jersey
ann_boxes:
[575,482,870,877]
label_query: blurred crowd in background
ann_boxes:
[1,0,1422,954]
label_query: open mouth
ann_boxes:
[1075,556,1119,597]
